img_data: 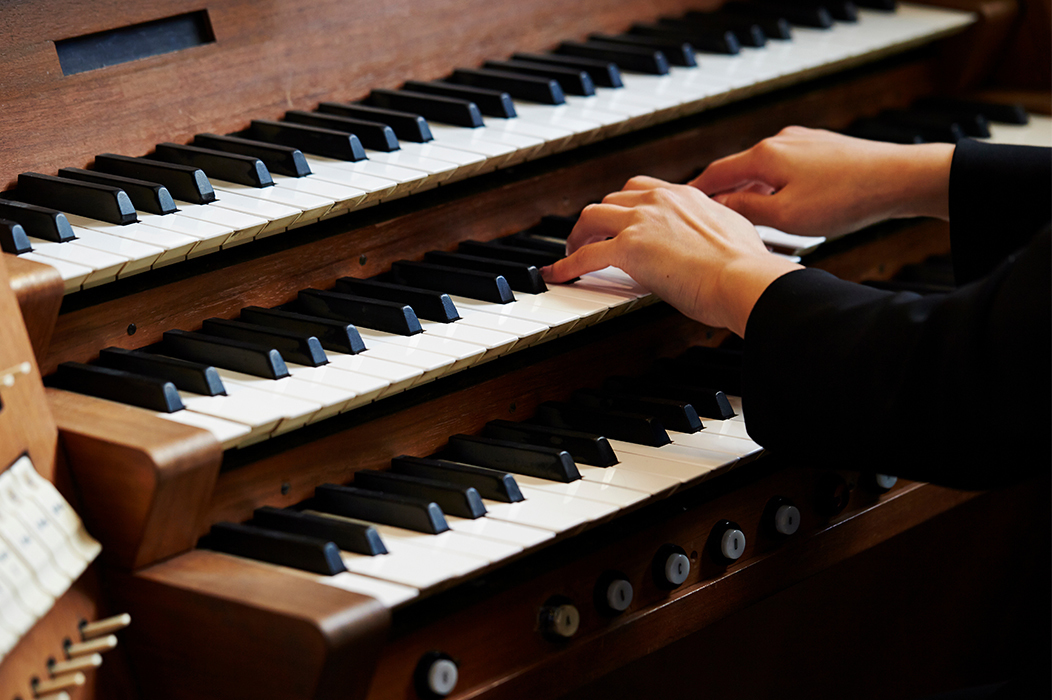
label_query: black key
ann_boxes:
[424,251,547,294]
[450,68,565,105]
[504,232,567,255]
[685,10,791,40]
[240,306,366,355]
[17,173,136,225]
[0,219,32,254]
[368,89,483,128]
[390,261,514,304]
[97,347,225,396]
[247,120,367,162]
[335,277,460,324]
[390,455,524,503]
[193,133,312,177]
[298,288,422,336]
[252,506,386,556]
[153,143,273,188]
[573,388,703,434]
[51,362,183,413]
[605,376,735,420]
[534,401,671,447]
[783,0,858,22]
[854,0,896,8]
[0,200,76,243]
[201,318,328,368]
[354,469,487,519]
[590,32,700,65]
[314,483,449,534]
[664,15,768,46]
[94,154,216,204]
[458,239,561,267]
[444,435,581,483]
[204,522,345,575]
[317,104,433,143]
[299,108,401,152]
[57,168,178,215]
[628,24,738,55]
[481,60,595,97]
[845,119,925,144]
[404,81,517,119]
[721,1,833,28]
[162,329,289,380]
[914,97,1028,125]
[483,420,618,467]
[556,41,669,75]
[511,52,624,88]
[877,111,964,143]
[906,108,990,138]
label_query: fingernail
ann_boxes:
[539,265,552,281]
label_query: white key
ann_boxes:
[178,388,291,443]
[543,281,637,318]
[306,156,430,199]
[339,546,475,590]
[668,429,763,459]
[344,333,454,382]
[481,117,577,157]
[211,180,331,230]
[318,571,419,607]
[208,189,302,237]
[399,141,490,175]
[515,486,620,522]
[357,328,483,374]
[65,225,161,278]
[427,124,541,166]
[510,101,611,145]
[372,524,521,563]
[607,439,734,484]
[285,362,389,412]
[172,200,269,249]
[325,350,425,395]
[445,515,555,548]
[480,495,592,533]
[417,320,519,361]
[19,253,92,293]
[513,475,649,508]
[157,410,252,449]
[576,463,679,497]
[216,369,347,424]
[137,210,234,259]
[271,174,368,216]
[364,149,460,188]
[513,290,609,328]
[451,295,580,338]
[454,312,550,349]
[65,214,195,267]
[25,237,125,288]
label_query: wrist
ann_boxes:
[885,142,955,220]
[713,254,803,337]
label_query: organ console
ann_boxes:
[1,0,1049,698]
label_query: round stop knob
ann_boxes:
[539,599,580,640]
[774,503,801,536]
[594,571,634,615]
[652,544,691,589]
[414,652,458,698]
[873,473,898,491]
[711,520,746,562]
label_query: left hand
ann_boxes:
[541,176,802,337]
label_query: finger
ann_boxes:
[541,238,621,284]
[565,203,632,255]
[711,190,784,228]
[690,149,785,196]
[620,175,670,191]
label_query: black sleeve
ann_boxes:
[949,140,1051,283]
[740,143,1051,489]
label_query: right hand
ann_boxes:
[690,126,955,238]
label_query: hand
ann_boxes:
[690,126,955,238]
[540,176,802,337]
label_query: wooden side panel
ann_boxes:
[0,249,59,479]
[2,253,64,366]
[113,550,391,700]
[48,388,222,570]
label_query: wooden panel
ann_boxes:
[43,56,945,375]
[113,549,390,700]
[48,388,223,570]
[3,253,65,365]
[0,247,59,479]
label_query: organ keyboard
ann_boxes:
[2,0,1049,697]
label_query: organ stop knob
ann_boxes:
[652,544,691,589]
[594,571,634,615]
[539,597,581,640]
[710,520,746,562]
[414,652,459,698]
